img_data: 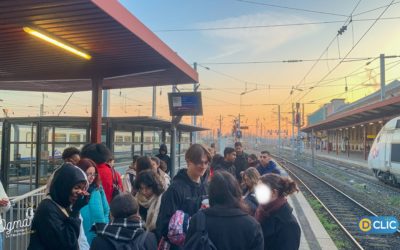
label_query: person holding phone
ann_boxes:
[28,163,90,250]
[77,158,110,244]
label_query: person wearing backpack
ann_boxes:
[156,144,211,250]
[81,143,123,203]
[184,171,264,250]
[90,193,157,250]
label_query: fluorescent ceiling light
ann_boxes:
[23,26,91,60]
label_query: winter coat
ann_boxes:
[244,191,258,216]
[80,184,110,244]
[156,169,207,249]
[235,152,249,180]
[213,160,236,177]
[122,168,137,194]
[185,206,264,250]
[258,202,301,250]
[90,217,157,250]
[157,144,172,174]
[28,163,87,250]
[256,160,281,176]
[97,163,123,203]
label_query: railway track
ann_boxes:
[301,153,400,192]
[274,155,400,250]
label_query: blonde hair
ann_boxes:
[243,167,260,190]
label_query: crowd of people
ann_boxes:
[26,141,301,250]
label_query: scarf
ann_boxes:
[92,217,145,241]
[136,192,157,209]
[255,196,287,222]
[145,194,163,232]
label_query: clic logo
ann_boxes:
[359,216,398,234]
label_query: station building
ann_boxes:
[302,80,400,161]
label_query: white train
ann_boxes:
[368,116,400,186]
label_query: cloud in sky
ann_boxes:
[197,12,321,61]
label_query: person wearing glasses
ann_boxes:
[256,151,281,176]
[76,158,110,244]
[156,144,211,250]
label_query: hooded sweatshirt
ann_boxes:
[156,144,171,174]
[156,169,207,249]
[90,217,157,250]
[28,163,87,250]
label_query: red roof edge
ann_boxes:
[91,0,198,83]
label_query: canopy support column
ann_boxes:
[91,77,103,143]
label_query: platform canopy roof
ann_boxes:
[0,116,208,132]
[0,0,198,92]
[302,95,400,132]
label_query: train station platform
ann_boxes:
[276,163,338,250]
[302,148,368,169]
[289,190,337,250]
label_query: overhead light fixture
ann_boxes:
[369,122,374,125]
[23,26,91,60]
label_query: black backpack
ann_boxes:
[183,210,217,250]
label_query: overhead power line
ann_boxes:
[199,56,375,65]
[279,0,363,107]
[154,17,400,32]
[235,0,348,17]
[296,0,396,103]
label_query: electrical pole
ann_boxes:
[296,102,301,157]
[152,86,156,118]
[291,103,295,156]
[380,53,386,101]
[278,105,281,156]
[311,128,315,167]
[193,62,199,143]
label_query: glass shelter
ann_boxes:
[0,116,206,196]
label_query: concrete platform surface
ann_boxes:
[289,191,338,250]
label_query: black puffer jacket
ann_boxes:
[185,206,264,250]
[28,163,87,250]
[259,202,301,250]
[156,169,207,249]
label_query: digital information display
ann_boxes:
[168,92,203,116]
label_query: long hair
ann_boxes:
[76,158,101,188]
[209,171,249,212]
[243,167,260,191]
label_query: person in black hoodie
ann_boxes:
[255,174,301,250]
[28,163,90,250]
[156,144,211,250]
[185,171,264,250]
[156,144,171,174]
[90,193,157,250]
[213,147,236,178]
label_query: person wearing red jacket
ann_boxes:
[81,143,123,203]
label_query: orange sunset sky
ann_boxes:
[2,0,400,138]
